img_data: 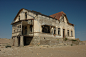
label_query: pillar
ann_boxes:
[69,29,71,37]
[40,26,42,33]
[14,37,18,47]
[20,36,24,47]
[51,27,54,34]
[10,38,14,46]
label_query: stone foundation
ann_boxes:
[11,36,85,47]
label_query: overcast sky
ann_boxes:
[0,0,86,41]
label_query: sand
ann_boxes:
[0,38,86,57]
[0,45,86,57]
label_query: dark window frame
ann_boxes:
[25,12,27,19]
[19,16,20,21]
[67,30,69,36]
[58,28,60,35]
[42,25,50,33]
[71,31,73,37]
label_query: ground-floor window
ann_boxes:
[67,30,69,36]
[71,31,73,36]
[58,28,60,35]
[42,25,50,33]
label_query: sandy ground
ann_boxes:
[0,45,86,57]
[0,38,10,44]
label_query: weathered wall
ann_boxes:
[15,9,36,22]
[12,22,22,36]
[13,9,75,39]
[33,14,75,39]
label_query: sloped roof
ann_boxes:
[13,8,74,26]
[50,11,65,20]
[50,11,74,26]
[13,8,54,21]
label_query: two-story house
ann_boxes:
[11,8,75,47]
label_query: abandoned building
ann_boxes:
[11,8,75,47]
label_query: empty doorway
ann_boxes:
[63,29,65,38]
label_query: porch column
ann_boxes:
[20,36,24,47]
[21,22,22,35]
[14,37,18,47]
[51,27,54,34]
[40,26,42,33]
[69,30,71,37]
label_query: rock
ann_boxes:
[79,42,85,45]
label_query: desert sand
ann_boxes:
[0,38,86,57]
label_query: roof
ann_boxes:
[50,11,65,20]
[13,8,74,26]
[13,8,54,21]
[50,11,74,26]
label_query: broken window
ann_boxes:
[30,25,33,33]
[20,25,21,28]
[58,28,60,35]
[42,25,50,33]
[25,12,27,19]
[14,30,15,33]
[19,16,20,21]
[67,30,69,36]
[71,31,73,36]
[62,16,64,22]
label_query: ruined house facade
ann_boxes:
[11,8,75,47]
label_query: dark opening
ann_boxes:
[63,29,65,38]
[25,26,27,35]
[30,25,33,32]
[18,37,20,46]
[71,31,73,36]
[19,16,20,21]
[42,25,50,33]
[24,36,33,46]
[25,12,27,19]
[58,28,60,35]
[67,30,69,36]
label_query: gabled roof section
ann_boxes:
[13,8,74,26]
[13,8,31,21]
[50,11,65,20]
[50,11,74,26]
[13,8,55,21]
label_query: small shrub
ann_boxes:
[71,44,73,46]
[5,45,11,48]
[65,38,67,41]
[72,39,77,41]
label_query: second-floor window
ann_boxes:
[25,12,27,19]
[19,16,20,21]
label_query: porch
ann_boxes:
[12,19,34,37]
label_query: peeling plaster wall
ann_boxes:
[13,9,75,39]
[34,14,75,39]
[15,9,37,22]
[12,22,22,36]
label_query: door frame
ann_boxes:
[63,29,65,38]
